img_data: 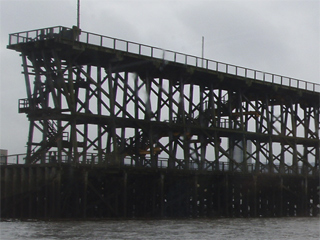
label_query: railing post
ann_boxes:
[91,154,95,165]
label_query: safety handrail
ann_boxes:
[8,26,320,93]
[2,152,318,176]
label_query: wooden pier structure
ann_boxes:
[1,26,319,218]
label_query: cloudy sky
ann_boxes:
[0,0,319,154]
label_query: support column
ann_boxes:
[253,176,258,217]
[50,167,56,218]
[44,167,49,218]
[20,167,27,218]
[303,177,308,216]
[56,168,62,218]
[82,169,88,218]
[216,176,222,216]
[193,175,198,217]
[12,167,18,218]
[123,171,127,218]
[4,168,12,218]
[224,174,229,217]
[28,167,35,218]
[280,176,284,217]
[160,173,165,218]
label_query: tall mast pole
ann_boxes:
[202,36,204,67]
[77,0,80,29]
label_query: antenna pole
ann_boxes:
[77,0,80,29]
[202,36,204,67]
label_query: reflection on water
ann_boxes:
[0,218,319,240]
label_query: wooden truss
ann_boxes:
[13,31,319,176]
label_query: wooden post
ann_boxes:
[224,174,229,217]
[216,176,221,217]
[160,173,165,218]
[50,167,56,218]
[253,176,258,217]
[28,167,34,218]
[44,167,49,218]
[20,167,26,218]
[4,168,12,218]
[123,171,127,218]
[12,167,17,218]
[83,169,88,218]
[193,175,198,217]
[56,168,61,218]
[302,177,308,216]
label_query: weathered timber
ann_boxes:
[3,26,319,219]
[1,164,319,219]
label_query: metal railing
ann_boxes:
[2,152,318,176]
[2,154,26,165]
[8,26,320,93]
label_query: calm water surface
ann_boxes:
[0,218,319,240]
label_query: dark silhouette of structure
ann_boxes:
[1,26,319,218]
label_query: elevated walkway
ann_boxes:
[8,26,320,94]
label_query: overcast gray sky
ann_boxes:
[0,0,319,154]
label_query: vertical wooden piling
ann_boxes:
[82,169,88,218]
[159,173,164,218]
[123,170,127,218]
[4,168,12,218]
[193,175,198,217]
[224,174,229,217]
[253,175,257,217]
[44,167,49,218]
[279,176,283,217]
[12,167,18,218]
[49,167,56,218]
[28,167,34,218]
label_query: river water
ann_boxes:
[0,217,319,240]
